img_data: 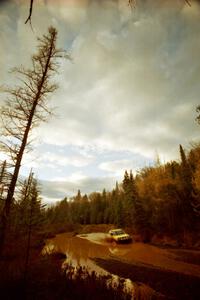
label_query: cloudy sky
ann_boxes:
[0,0,200,202]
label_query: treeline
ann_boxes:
[1,143,200,244]
[45,144,200,242]
[0,171,133,300]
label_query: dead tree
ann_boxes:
[0,27,67,255]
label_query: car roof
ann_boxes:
[109,229,123,232]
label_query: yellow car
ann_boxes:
[108,229,132,243]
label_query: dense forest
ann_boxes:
[39,143,200,244]
[1,143,200,248]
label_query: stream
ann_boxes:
[43,232,200,299]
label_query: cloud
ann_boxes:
[67,170,87,182]
[99,158,147,176]
[40,174,117,202]
[34,151,93,168]
[31,0,200,162]
[2,1,200,161]
[1,0,200,200]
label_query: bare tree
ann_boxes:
[0,27,67,255]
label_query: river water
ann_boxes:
[44,233,111,275]
[43,232,200,299]
[43,232,158,299]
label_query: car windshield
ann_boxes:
[112,230,125,235]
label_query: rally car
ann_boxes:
[108,229,132,243]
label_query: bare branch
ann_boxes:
[25,0,34,26]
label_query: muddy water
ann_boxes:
[43,232,139,297]
[44,232,134,274]
[43,232,200,299]
[44,232,200,277]
[44,233,110,275]
[44,232,131,278]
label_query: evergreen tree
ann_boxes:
[14,171,45,282]
[122,170,130,193]
[122,170,138,227]
[179,144,195,229]
[80,194,90,224]
[75,189,81,202]
[17,171,44,235]
[115,197,124,227]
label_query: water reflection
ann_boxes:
[43,233,108,273]
[43,232,200,299]
[43,232,137,298]
[43,232,133,269]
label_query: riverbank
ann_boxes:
[93,257,200,300]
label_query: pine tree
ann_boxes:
[122,170,130,192]
[81,194,90,224]
[75,189,81,202]
[17,171,44,233]
[115,197,124,227]
[122,170,138,227]
[14,171,44,282]
[179,144,195,229]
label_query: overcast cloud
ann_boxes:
[1,0,200,202]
